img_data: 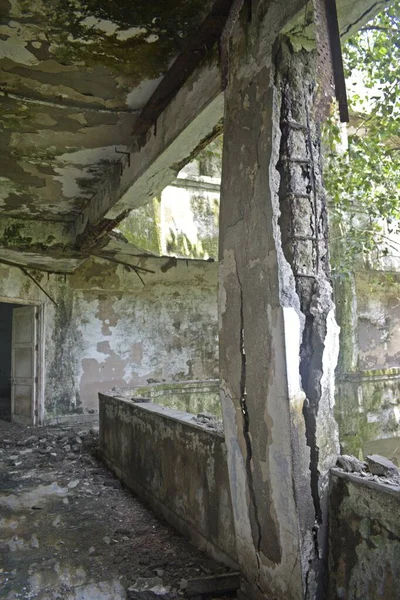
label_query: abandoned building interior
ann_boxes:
[1,0,400,599]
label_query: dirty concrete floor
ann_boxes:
[0,421,234,599]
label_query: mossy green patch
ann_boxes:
[2,223,33,247]
[30,0,208,83]
[0,102,35,131]
[119,198,162,255]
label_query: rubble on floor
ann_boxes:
[336,453,400,487]
[0,421,237,600]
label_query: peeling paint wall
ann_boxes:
[0,0,214,221]
[336,271,400,459]
[0,257,218,422]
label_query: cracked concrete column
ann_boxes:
[218,3,340,599]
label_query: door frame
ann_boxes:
[0,296,45,426]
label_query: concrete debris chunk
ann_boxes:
[67,479,80,489]
[366,454,399,478]
[127,577,176,599]
[193,413,223,432]
[337,455,366,473]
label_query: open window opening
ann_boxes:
[114,134,223,262]
[323,1,400,465]
[107,136,224,421]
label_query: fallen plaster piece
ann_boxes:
[366,454,399,477]
[193,412,223,432]
[337,455,366,473]
[335,453,400,486]
[127,576,174,599]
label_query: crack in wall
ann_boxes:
[275,37,335,598]
[235,259,263,571]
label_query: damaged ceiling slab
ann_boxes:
[0,0,388,272]
[0,0,216,268]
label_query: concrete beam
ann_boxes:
[76,57,223,244]
[75,0,387,250]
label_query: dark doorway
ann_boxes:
[0,303,20,421]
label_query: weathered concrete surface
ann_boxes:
[0,420,232,600]
[99,393,238,567]
[218,2,342,598]
[329,469,400,600]
[0,257,218,423]
[77,0,386,243]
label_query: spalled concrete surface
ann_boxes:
[218,2,341,597]
[0,420,234,600]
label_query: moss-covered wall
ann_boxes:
[335,271,400,459]
[118,138,221,259]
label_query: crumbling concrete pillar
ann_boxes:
[218,4,340,599]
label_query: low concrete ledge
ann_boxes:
[108,379,221,417]
[98,392,238,568]
[329,469,400,599]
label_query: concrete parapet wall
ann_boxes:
[112,379,221,417]
[336,369,400,460]
[329,469,400,599]
[98,392,237,567]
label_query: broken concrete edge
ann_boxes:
[77,56,222,235]
[330,468,400,497]
[99,392,224,438]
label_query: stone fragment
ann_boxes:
[366,454,399,477]
[337,455,366,473]
[68,479,80,488]
[127,577,175,599]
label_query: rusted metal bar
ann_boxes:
[325,0,349,122]
[20,268,58,307]
[313,0,349,122]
